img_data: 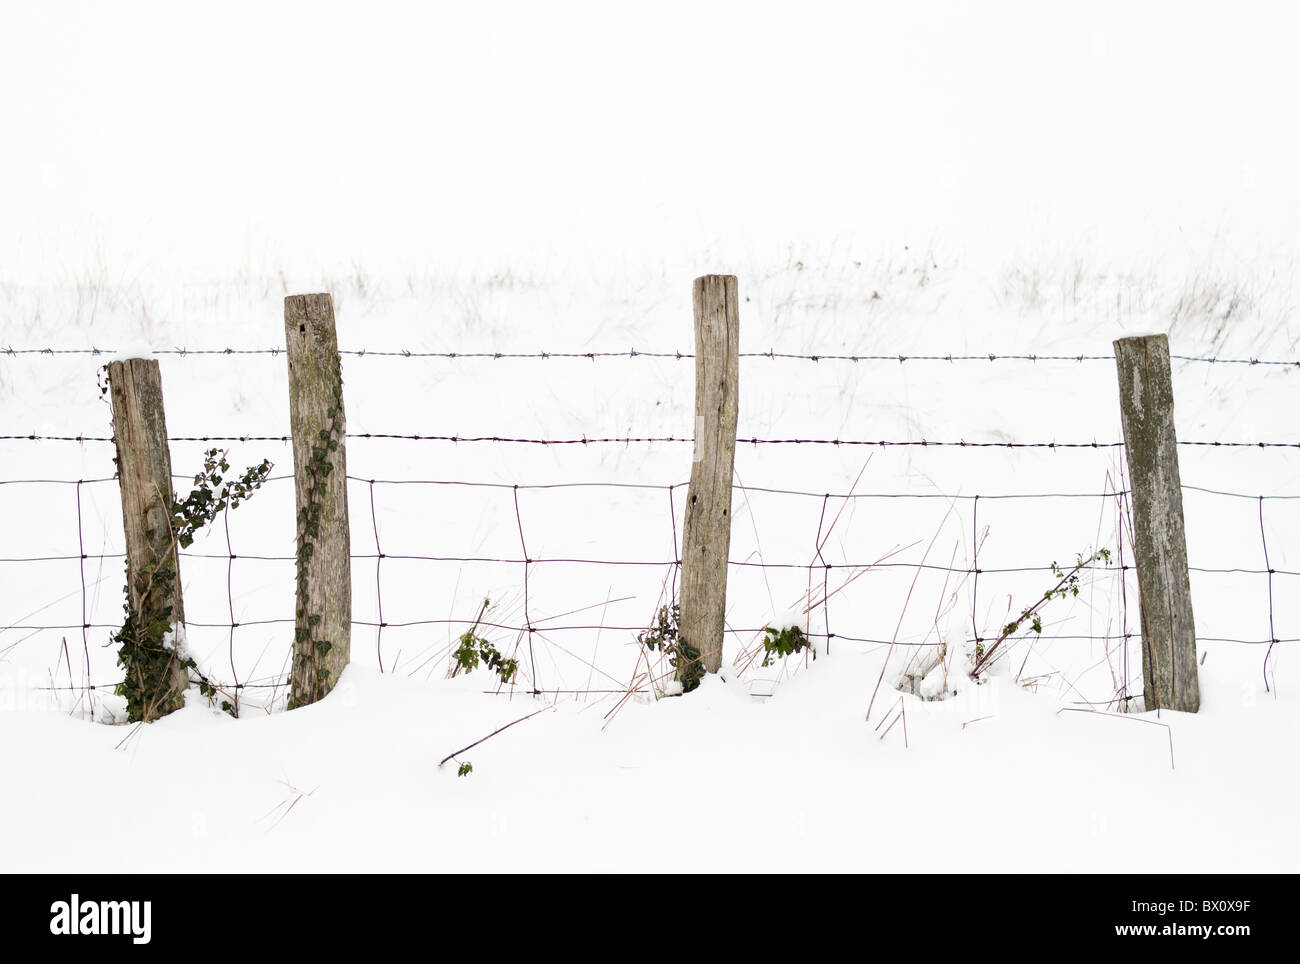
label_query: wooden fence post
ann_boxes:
[679,275,740,688]
[107,358,189,721]
[1114,334,1200,713]
[285,294,351,707]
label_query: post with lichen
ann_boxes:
[285,294,351,707]
[1114,333,1200,713]
[678,274,740,690]
[107,358,189,721]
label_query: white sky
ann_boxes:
[2,1,1297,281]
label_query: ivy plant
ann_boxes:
[113,448,272,722]
[289,363,344,709]
[638,603,704,693]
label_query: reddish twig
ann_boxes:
[438,705,552,767]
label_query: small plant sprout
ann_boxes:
[449,598,519,686]
[760,625,811,667]
[969,548,1112,679]
[457,762,473,777]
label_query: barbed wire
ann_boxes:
[6,432,1300,449]
[4,345,1300,366]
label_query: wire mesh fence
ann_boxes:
[1,473,1294,703]
[1,345,1295,716]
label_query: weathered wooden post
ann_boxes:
[107,358,189,721]
[1114,334,1200,713]
[285,294,351,707]
[678,275,740,689]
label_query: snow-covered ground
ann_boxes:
[2,2,1298,872]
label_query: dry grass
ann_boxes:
[998,253,1295,355]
